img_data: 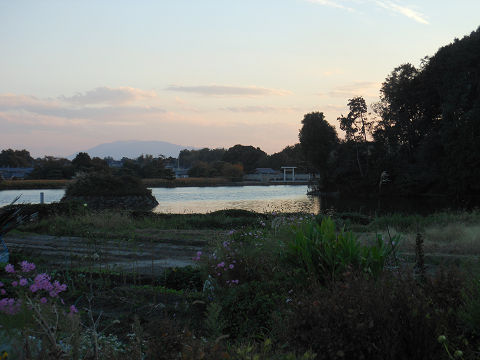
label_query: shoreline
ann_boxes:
[0,178,310,191]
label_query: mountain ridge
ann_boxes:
[68,140,197,160]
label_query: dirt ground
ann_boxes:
[4,230,223,275]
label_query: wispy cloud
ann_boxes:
[61,86,157,106]
[374,0,428,24]
[0,92,165,123]
[321,81,382,98]
[306,0,429,24]
[222,105,302,113]
[306,0,356,12]
[165,85,291,97]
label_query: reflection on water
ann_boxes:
[0,186,456,214]
[0,186,321,214]
[151,186,320,214]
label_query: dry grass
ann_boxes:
[369,223,480,256]
[0,179,70,189]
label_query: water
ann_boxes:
[0,186,320,214]
[0,189,65,206]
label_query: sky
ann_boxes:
[0,0,479,157]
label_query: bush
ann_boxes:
[283,272,461,360]
[65,172,150,197]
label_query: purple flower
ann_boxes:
[19,278,28,287]
[5,264,15,273]
[11,281,18,287]
[69,305,78,314]
[217,262,225,268]
[229,264,234,269]
[0,281,3,287]
[0,298,21,315]
[0,289,5,295]
[40,297,47,304]
[20,261,36,273]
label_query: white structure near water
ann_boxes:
[243,167,314,183]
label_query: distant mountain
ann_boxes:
[69,140,197,160]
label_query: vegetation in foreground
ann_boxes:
[1,208,480,359]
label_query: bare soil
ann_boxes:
[4,230,223,275]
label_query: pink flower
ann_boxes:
[5,264,15,273]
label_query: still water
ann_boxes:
[0,186,320,214]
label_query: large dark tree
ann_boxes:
[298,112,339,187]
[28,157,74,179]
[367,27,480,199]
[0,149,34,168]
[222,145,267,173]
[179,148,226,168]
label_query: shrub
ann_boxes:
[65,172,150,197]
[283,272,458,360]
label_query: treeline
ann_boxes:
[298,27,480,201]
[0,144,309,181]
[0,150,176,180]
[179,144,308,178]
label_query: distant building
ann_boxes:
[244,168,281,182]
[174,168,189,178]
[244,167,315,183]
[165,159,190,179]
[0,167,34,180]
[105,158,123,168]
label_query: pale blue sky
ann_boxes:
[0,0,478,156]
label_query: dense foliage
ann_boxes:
[297,27,480,202]
[0,149,33,168]
[64,172,151,197]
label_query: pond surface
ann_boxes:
[0,186,320,214]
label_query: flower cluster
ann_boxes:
[0,261,76,316]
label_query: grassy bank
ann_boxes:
[3,208,480,358]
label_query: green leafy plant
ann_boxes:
[284,217,399,283]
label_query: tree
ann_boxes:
[298,112,339,187]
[179,148,226,168]
[28,157,74,179]
[222,145,267,173]
[337,96,373,177]
[72,152,93,173]
[0,149,34,167]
